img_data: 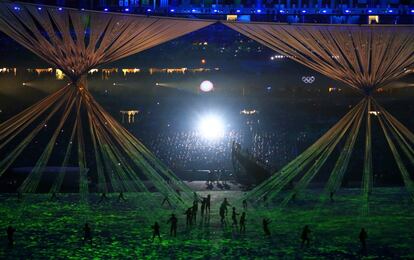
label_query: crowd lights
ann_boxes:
[240,109,259,115]
[270,55,287,60]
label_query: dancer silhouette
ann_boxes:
[151,222,161,241]
[6,226,15,246]
[263,218,271,236]
[231,207,239,227]
[239,212,246,233]
[359,228,368,254]
[301,225,311,248]
[167,214,178,237]
[118,192,126,202]
[242,199,247,210]
[83,223,92,244]
[98,193,109,203]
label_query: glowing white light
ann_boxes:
[197,115,225,140]
[200,80,214,92]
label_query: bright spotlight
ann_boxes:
[200,80,214,92]
[197,115,225,140]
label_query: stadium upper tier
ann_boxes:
[9,0,414,24]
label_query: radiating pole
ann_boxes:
[324,98,367,201]
[362,97,373,215]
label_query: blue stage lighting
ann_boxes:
[125,8,130,12]
[368,10,373,13]
[213,9,218,13]
[104,8,108,11]
[345,10,350,14]
[146,8,151,12]
[37,7,42,11]
[411,10,414,13]
[256,9,262,13]
[58,7,63,11]
[387,9,393,13]
[192,9,196,12]
[170,9,175,12]
[322,10,327,13]
[279,10,285,14]
[301,10,306,13]
[13,6,20,11]
[236,9,241,13]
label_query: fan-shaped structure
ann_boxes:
[224,21,414,207]
[0,2,214,206]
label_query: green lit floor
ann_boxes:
[1,188,413,259]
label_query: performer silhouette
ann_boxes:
[6,226,15,246]
[167,214,178,237]
[239,212,246,233]
[301,225,311,248]
[151,222,161,241]
[83,223,92,244]
[263,218,271,236]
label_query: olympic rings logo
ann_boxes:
[301,76,315,84]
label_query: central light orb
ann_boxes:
[200,80,214,92]
[197,115,225,140]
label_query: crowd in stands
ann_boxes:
[143,128,313,172]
